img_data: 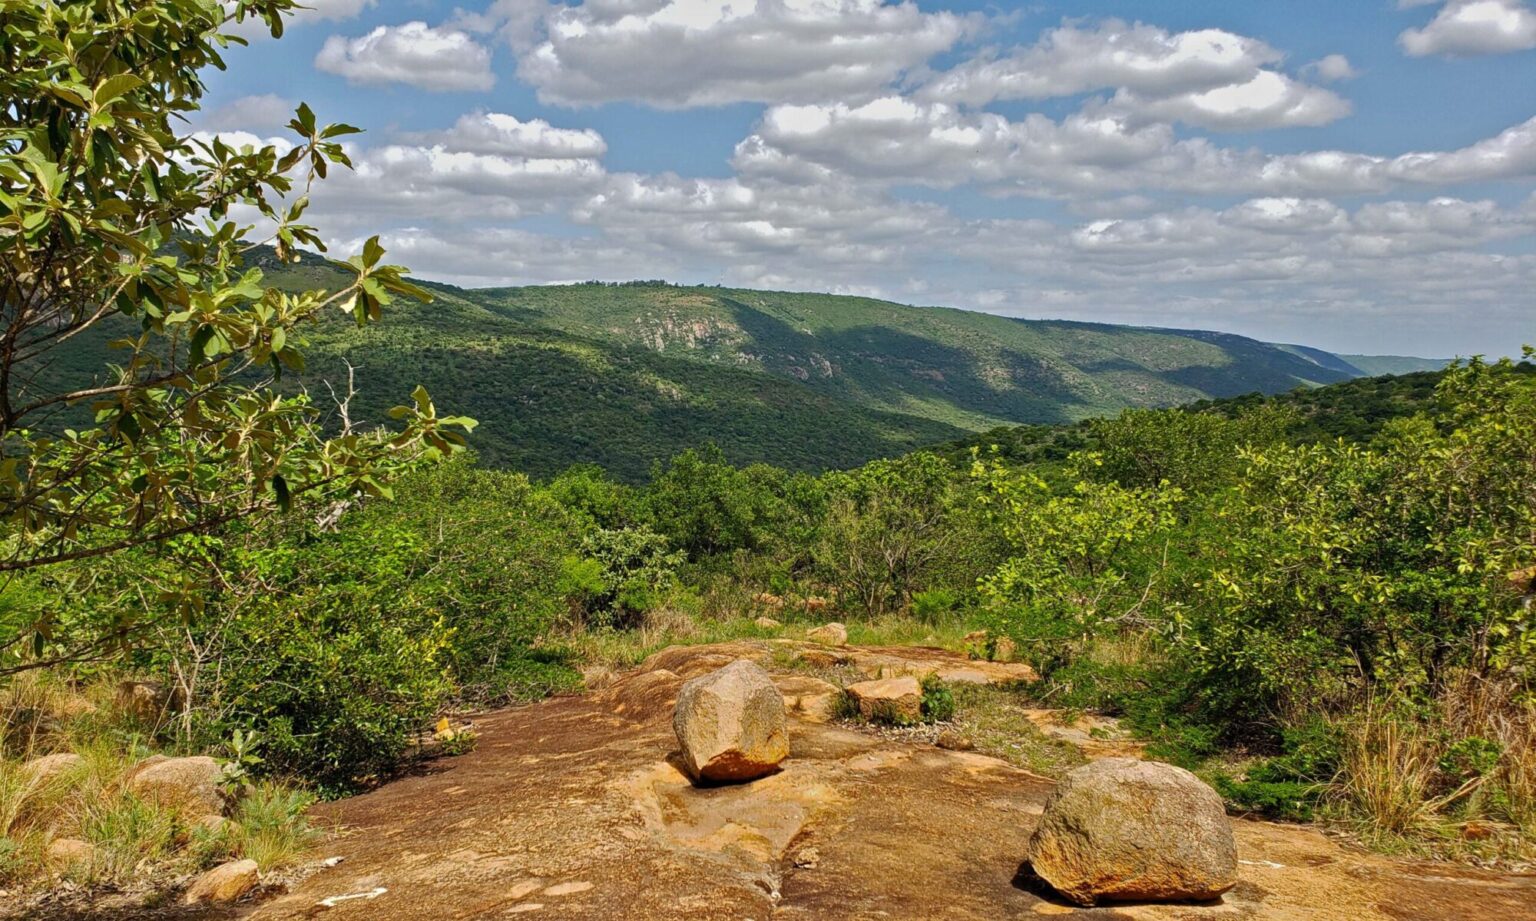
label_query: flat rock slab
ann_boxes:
[16,643,1530,921]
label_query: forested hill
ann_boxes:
[72,249,1435,481]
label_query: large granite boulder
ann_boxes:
[127,755,226,814]
[1028,758,1237,906]
[672,660,788,784]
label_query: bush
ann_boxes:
[920,675,956,723]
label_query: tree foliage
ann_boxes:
[0,1,470,664]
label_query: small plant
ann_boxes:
[920,675,956,723]
[221,729,265,793]
[911,588,959,624]
[229,781,321,872]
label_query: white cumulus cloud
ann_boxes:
[1400,0,1536,56]
[316,22,496,92]
[515,0,979,108]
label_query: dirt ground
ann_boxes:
[20,641,1536,920]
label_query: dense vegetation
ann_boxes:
[11,358,1534,855]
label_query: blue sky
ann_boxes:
[201,1,1536,357]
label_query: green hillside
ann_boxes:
[36,249,1441,481]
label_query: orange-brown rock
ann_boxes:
[1029,758,1237,906]
[846,676,922,724]
[806,622,847,646]
[126,755,226,814]
[183,858,260,904]
[672,660,788,783]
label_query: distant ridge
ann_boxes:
[42,249,1449,480]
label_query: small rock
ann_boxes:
[672,660,789,784]
[183,858,259,905]
[580,665,617,691]
[846,676,923,724]
[46,838,94,865]
[127,755,226,815]
[1028,758,1237,906]
[195,814,231,835]
[806,623,848,647]
[115,680,180,722]
[935,730,975,751]
[23,752,84,785]
[993,636,1019,663]
[754,616,782,629]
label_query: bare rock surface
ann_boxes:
[48,640,1530,921]
[1029,758,1237,906]
[672,659,788,783]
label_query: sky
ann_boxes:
[200,0,1536,357]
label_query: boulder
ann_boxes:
[183,858,260,905]
[935,730,975,751]
[127,755,226,815]
[115,680,180,722]
[580,665,617,691]
[23,752,84,785]
[46,838,94,866]
[806,623,847,647]
[992,636,1019,663]
[846,676,923,724]
[754,616,782,630]
[672,660,788,783]
[1509,566,1536,596]
[1028,758,1237,906]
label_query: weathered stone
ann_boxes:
[580,665,617,691]
[935,730,974,751]
[754,616,782,630]
[806,623,847,647]
[127,755,226,814]
[1028,758,1237,906]
[846,676,923,724]
[23,752,84,785]
[672,660,788,783]
[183,858,260,905]
[46,838,94,865]
[115,680,180,722]
[992,636,1019,663]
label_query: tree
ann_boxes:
[0,1,471,666]
[815,453,963,614]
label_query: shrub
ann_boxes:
[920,675,956,723]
